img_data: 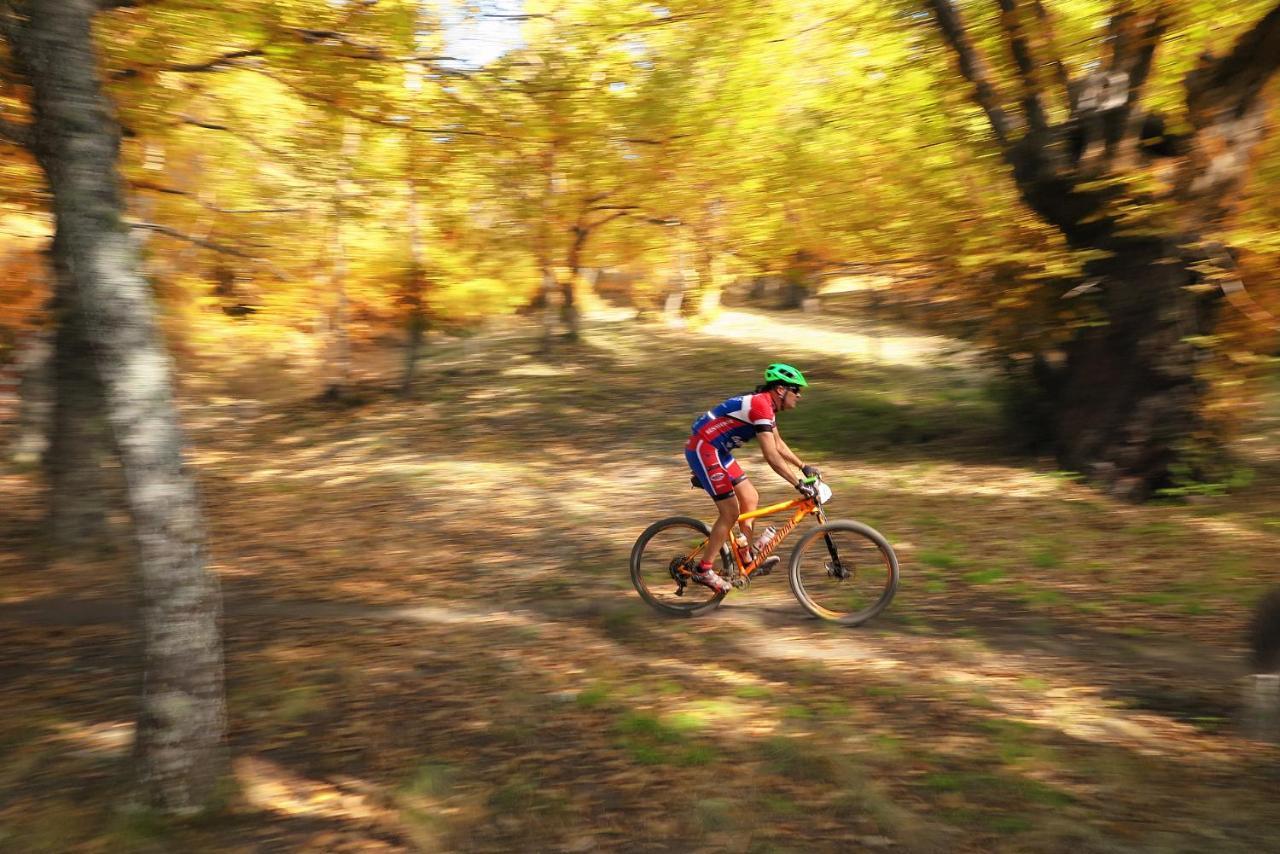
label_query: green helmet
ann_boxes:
[764,363,808,387]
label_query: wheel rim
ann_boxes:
[791,526,894,622]
[634,521,723,612]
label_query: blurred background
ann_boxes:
[2,1,1280,851]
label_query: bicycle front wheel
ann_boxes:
[788,521,899,626]
[630,516,728,617]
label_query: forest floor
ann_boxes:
[2,305,1280,853]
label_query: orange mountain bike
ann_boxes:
[630,478,899,625]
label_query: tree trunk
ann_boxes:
[1052,239,1217,498]
[561,224,588,341]
[559,274,580,340]
[9,0,226,812]
[539,267,559,350]
[323,120,358,401]
[400,175,429,397]
[46,236,112,547]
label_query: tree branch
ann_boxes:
[236,66,503,139]
[127,220,260,260]
[178,113,312,173]
[130,179,303,214]
[996,0,1048,137]
[1109,10,1166,167]
[1186,1,1280,121]
[168,47,264,73]
[285,26,460,66]
[926,0,1015,150]
[1029,0,1072,100]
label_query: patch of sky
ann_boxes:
[439,0,526,71]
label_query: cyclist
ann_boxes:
[685,363,821,593]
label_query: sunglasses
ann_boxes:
[787,386,803,396]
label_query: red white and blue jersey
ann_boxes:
[687,393,777,452]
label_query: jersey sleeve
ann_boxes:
[748,393,777,431]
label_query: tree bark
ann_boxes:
[8,0,226,812]
[45,235,112,546]
[11,323,53,465]
[1054,239,1218,498]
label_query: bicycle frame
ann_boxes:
[730,495,826,577]
[670,484,829,588]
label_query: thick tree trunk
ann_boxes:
[46,240,112,546]
[10,0,226,812]
[1052,239,1217,498]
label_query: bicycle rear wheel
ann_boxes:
[787,521,898,626]
[630,516,728,617]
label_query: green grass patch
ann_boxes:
[275,684,326,721]
[401,762,456,798]
[962,567,1006,585]
[575,683,612,709]
[693,797,738,832]
[919,770,1074,808]
[991,815,1034,834]
[979,719,1047,764]
[734,684,773,700]
[760,736,846,784]
[758,794,802,816]
[919,548,962,569]
[817,699,854,719]
[613,710,719,767]
[105,805,170,848]
[1029,539,1065,569]
[1026,589,1066,607]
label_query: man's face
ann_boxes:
[779,385,802,411]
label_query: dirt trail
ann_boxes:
[3,307,1279,852]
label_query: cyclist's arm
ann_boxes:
[773,429,806,470]
[758,431,801,487]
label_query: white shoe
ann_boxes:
[756,555,781,576]
[689,565,732,593]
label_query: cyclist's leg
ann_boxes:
[687,442,740,570]
[732,473,758,541]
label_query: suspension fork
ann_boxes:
[816,507,851,580]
